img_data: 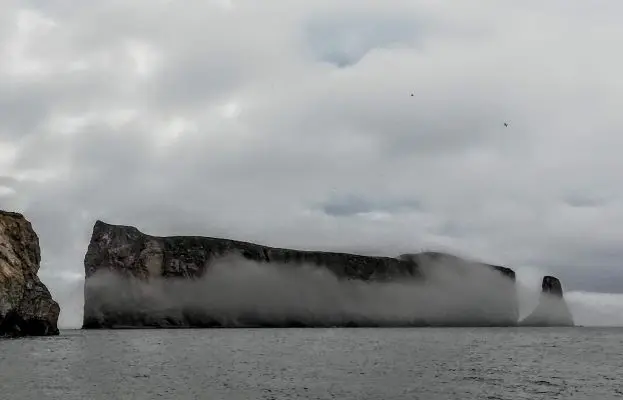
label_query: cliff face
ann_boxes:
[84,220,419,282]
[520,276,574,327]
[0,211,60,337]
[83,220,519,328]
[398,252,516,282]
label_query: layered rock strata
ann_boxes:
[0,210,60,337]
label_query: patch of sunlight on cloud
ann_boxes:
[0,141,19,169]
[156,116,198,148]
[125,40,161,78]
[214,0,235,10]
[47,109,140,136]
[220,102,241,119]
[67,59,90,72]
[0,186,16,197]
[2,9,57,77]
[106,109,139,130]
[13,167,69,183]
[47,114,94,136]
[15,9,57,33]
[357,211,393,221]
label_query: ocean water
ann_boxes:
[1,328,622,400]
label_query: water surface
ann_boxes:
[1,328,622,399]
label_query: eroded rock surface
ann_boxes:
[520,276,574,327]
[0,210,60,337]
[83,220,519,328]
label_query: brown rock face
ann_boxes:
[520,276,574,327]
[83,220,519,328]
[0,210,60,337]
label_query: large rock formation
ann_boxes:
[520,276,574,327]
[0,211,60,337]
[83,220,520,328]
[398,251,516,281]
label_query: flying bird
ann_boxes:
[503,122,509,127]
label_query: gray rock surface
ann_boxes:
[520,276,574,327]
[83,220,519,328]
[398,251,516,282]
[0,210,60,337]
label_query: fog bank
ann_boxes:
[44,259,623,328]
[83,255,518,327]
[565,291,623,326]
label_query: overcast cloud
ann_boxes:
[1,0,623,327]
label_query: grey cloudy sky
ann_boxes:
[1,0,623,326]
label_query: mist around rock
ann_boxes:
[520,294,574,326]
[519,276,574,327]
[45,261,623,329]
[83,255,520,328]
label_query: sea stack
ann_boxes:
[83,220,519,328]
[520,276,574,327]
[0,210,60,337]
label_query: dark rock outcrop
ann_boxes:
[0,211,60,337]
[398,252,516,282]
[84,221,420,282]
[520,276,574,327]
[83,220,519,328]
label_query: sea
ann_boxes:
[1,327,621,400]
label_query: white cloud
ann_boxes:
[0,186,16,198]
[0,141,18,169]
[2,0,623,325]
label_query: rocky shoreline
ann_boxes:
[0,211,60,337]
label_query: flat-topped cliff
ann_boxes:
[0,210,60,337]
[83,220,520,328]
[84,220,420,282]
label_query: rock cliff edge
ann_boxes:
[83,220,520,328]
[0,210,60,337]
